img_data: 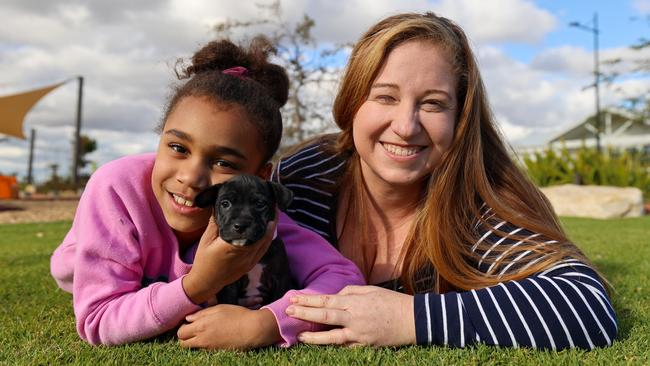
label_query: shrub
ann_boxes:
[522,145,650,199]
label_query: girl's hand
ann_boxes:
[182,216,276,305]
[178,305,280,350]
[285,285,416,347]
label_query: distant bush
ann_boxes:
[522,145,650,199]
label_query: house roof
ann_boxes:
[549,110,650,143]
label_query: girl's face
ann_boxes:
[151,96,269,245]
[352,40,457,190]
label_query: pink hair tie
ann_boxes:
[222,66,249,79]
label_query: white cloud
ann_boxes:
[530,46,593,75]
[478,45,604,143]
[0,0,646,183]
[301,0,432,44]
[432,0,557,44]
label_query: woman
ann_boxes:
[180,12,617,350]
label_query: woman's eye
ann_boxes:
[421,100,446,112]
[220,200,231,209]
[169,143,187,154]
[375,95,396,104]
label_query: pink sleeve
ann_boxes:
[262,212,364,347]
[69,176,200,345]
[50,231,76,293]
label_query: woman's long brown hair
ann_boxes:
[327,12,600,293]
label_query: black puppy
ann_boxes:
[195,174,295,306]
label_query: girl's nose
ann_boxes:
[176,159,209,190]
[390,102,422,139]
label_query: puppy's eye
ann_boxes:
[255,200,267,210]
[220,200,232,209]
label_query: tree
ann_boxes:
[77,134,97,170]
[604,15,650,122]
[212,0,348,148]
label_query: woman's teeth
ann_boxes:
[172,194,194,207]
[382,143,423,156]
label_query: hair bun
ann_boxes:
[180,36,289,107]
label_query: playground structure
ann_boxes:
[0,77,84,195]
[0,176,18,199]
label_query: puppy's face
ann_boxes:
[195,175,293,246]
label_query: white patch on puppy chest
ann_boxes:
[245,263,265,298]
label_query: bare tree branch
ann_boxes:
[212,0,347,147]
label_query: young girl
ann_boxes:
[50,37,364,348]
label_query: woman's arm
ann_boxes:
[413,260,616,350]
[288,259,616,350]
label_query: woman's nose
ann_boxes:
[390,102,422,139]
[176,159,209,190]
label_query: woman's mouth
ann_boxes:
[381,142,426,157]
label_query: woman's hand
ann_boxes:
[285,285,416,347]
[178,305,280,350]
[182,216,276,304]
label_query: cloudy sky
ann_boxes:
[1,0,649,182]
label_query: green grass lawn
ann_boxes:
[1,217,648,365]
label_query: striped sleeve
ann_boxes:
[413,214,618,350]
[271,142,345,244]
[414,259,617,349]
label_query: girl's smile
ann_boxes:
[167,191,202,214]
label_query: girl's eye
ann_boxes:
[169,143,187,154]
[220,200,232,209]
[213,160,237,170]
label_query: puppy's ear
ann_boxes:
[195,184,222,208]
[268,181,293,211]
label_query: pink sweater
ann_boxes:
[50,153,363,346]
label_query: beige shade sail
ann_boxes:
[0,82,66,139]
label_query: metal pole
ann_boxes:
[27,128,36,184]
[593,13,601,153]
[72,76,83,186]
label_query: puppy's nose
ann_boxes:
[232,222,248,233]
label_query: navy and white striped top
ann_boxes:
[272,141,617,350]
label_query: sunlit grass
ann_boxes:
[0,217,648,365]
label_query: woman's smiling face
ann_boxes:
[151,96,268,245]
[352,40,457,190]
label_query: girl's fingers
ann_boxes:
[199,218,219,247]
[177,322,196,340]
[185,305,221,322]
[248,220,276,262]
[178,337,192,347]
[285,305,350,326]
[298,328,350,345]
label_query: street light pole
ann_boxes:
[570,12,602,153]
[71,75,84,187]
